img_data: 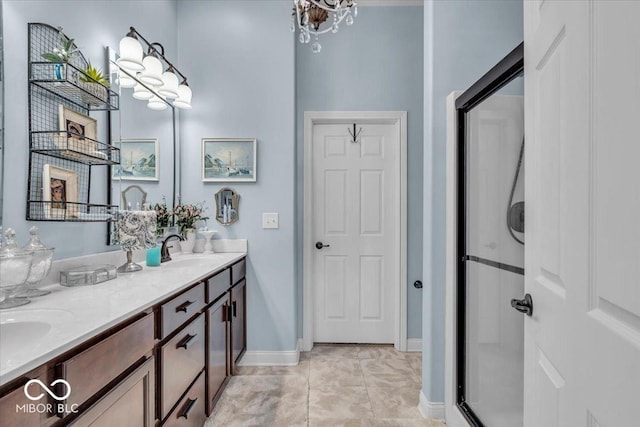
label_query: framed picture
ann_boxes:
[202,138,257,182]
[43,164,79,219]
[56,105,98,155]
[112,139,159,181]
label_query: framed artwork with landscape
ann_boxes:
[201,138,257,182]
[112,139,159,181]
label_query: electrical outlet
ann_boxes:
[262,212,279,229]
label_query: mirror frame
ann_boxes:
[214,187,240,226]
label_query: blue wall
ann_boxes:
[176,0,297,352]
[295,6,424,339]
[422,0,523,403]
[2,0,177,259]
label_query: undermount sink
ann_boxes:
[0,309,74,355]
[0,321,52,349]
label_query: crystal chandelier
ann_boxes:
[291,0,358,53]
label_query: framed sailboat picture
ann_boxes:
[112,139,159,181]
[201,138,257,182]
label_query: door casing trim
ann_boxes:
[302,110,408,352]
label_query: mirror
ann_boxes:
[121,185,147,210]
[108,48,179,244]
[0,2,4,227]
[214,188,240,226]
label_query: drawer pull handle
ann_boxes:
[176,300,194,313]
[178,397,198,419]
[176,333,197,350]
[232,301,237,318]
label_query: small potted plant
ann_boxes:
[79,63,110,105]
[40,30,79,81]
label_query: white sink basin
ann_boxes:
[0,309,74,355]
[0,321,52,349]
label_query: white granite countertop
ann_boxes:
[0,250,246,386]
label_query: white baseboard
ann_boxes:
[418,390,445,420]
[236,349,300,366]
[406,338,422,352]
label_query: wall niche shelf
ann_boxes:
[26,23,120,222]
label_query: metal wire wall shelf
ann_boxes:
[26,23,120,222]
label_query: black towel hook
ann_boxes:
[348,123,363,143]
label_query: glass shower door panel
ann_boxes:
[464,77,524,427]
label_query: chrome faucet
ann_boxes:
[161,234,184,263]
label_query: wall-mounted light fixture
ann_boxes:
[116,27,192,110]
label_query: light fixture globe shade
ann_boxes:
[139,55,164,87]
[148,95,168,110]
[116,36,145,72]
[118,70,136,89]
[158,71,179,98]
[132,83,153,100]
[173,84,192,109]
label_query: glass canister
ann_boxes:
[18,226,55,297]
[0,228,33,309]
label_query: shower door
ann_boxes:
[455,44,525,427]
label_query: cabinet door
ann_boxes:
[0,366,55,427]
[230,279,246,369]
[70,357,155,427]
[206,294,229,415]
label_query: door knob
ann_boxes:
[511,293,533,316]
[315,241,330,250]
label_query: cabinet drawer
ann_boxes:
[206,268,230,303]
[160,283,205,339]
[231,258,246,285]
[0,374,51,427]
[61,313,154,410]
[160,313,205,419]
[162,372,206,427]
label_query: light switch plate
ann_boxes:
[262,212,279,229]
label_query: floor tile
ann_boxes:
[311,344,359,359]
[309,386,374,419]
[367,385,424,419]
[310,357,365,388]
[357,345,406,360]
[205,345,444,427]
[360,358,420,388]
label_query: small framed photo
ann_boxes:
[112,139,159,181]
[43,164,79,219]
[202,138,257,182]
[56,105,98,155]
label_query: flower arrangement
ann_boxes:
[41,30,79,63]
[174,200,209,234]
[152,198,172,237]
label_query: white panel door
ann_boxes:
[312,123,397,343]
[524,1,640,426]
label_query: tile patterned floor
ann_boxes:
[204,345,446,427]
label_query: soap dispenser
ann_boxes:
[19,226,55,297]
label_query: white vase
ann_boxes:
[180,229,196,253]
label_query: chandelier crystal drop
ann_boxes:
[292,0,357,53]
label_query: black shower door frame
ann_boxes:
[454,42,524,427]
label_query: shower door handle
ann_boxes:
[511,294,533,317]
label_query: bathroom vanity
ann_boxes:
[0,251,247,426]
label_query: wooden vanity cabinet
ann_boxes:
[230,278,246,371]
[156,283,206,424]
[69,357,155,427]
[0,255,247,426]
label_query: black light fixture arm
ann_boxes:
[127,27,189,85]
